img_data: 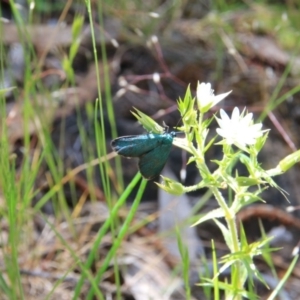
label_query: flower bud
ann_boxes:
[279,149,300,173]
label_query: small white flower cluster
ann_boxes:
[196,82,266,149]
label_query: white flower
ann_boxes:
[197,82,231,113]
[216,107,265,149]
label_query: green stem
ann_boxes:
[73,173,142,298]
[210,188,237,246]
[211,187,241,299]
[86,178,147,300]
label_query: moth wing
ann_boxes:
[111,135,161,157]
[138,142,172,180]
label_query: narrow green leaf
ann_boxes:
[192,208,225,226]
[131,108,164,133]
